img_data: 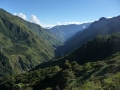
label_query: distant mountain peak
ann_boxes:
[99,17,106,21]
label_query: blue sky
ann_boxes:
[0,0,120,27]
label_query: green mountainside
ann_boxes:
[0,8,62,76]
[55,16,120,57]
[1,8,120,90]
[35,33,120,68]
[15,16,62,46]
[1,33,120,90]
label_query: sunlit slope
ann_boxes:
[0,8,61,75]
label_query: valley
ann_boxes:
[0,6,120,90]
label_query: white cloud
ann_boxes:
[107,16,112,18]
[13,13,42,26]
[56,21,93,26]
[56,22,62,25]
[30,15,42,26]
[56,21,81,25]
[83,26,86,29]
[13,12,94,28]
[42,24,56,28]
[14,13,17,15]
[64,21,82,25]
[14,13,26,20]
[43,21,94,28]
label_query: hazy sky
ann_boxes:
[0,0,120,27]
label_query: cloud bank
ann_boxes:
[30,15,42,26]
[14,13,26,20]
[56,21,82,25]
[13,12,94,28]
[107,16,112,18]
[13,13,42,26]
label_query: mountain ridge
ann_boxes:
[45,23,92,42]
[55,15,120,57]
[1,32,120,90]
[0,8,62,76]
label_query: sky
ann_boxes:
[0,0,120,27]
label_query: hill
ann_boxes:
[1,33,120,90]
[15,16,62,46]
[45,23,91,42]
[55,16,120,57]
[35,32,120,68]
[0,8,62,76]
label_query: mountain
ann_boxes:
[1,8,120,90]
[0,8,62,76]
[34,32,120,68]
[45,23,91,42]
[15,17,62,46]
[55,16,120,57]
[1,33,120,90]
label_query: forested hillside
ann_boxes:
[55,16,120,57]
[1,33,120,90]
[15,16,62,46]
[0,8,62,76]
[1,0,120,90]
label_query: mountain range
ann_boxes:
[1,32,120,90]
[45,23,91,42]
[55,16,120,57]
[1,8,120,90]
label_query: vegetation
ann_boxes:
[0,8,62,76]
[1,8,120,90]
[1,33,120,90]
[55,15,120,57]
[35,33,120,68]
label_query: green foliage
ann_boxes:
[44,87,52,90]
[0,8,63,75]
[56,15,120,57]
[103,72,120,90]
[80,81,102,90]
[1,52,120,90]
[21,32,120,90]
[1,8,120,90]
[83,62,92,71]
[0,53,12,76]
[57,32,120,65]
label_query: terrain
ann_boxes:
[0,8,62,76]
[55,16,120,57]
[1,33,120,90]
[0,8,120,90]
[45,23,91,42]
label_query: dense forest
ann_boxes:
[1,33,120,90]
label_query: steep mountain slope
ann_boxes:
[45,23,91,42]
[1,33,120,90]
[0,8,61,76]
[35,32,120,68]
[55,16,120,57]
[15,16,62,46]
